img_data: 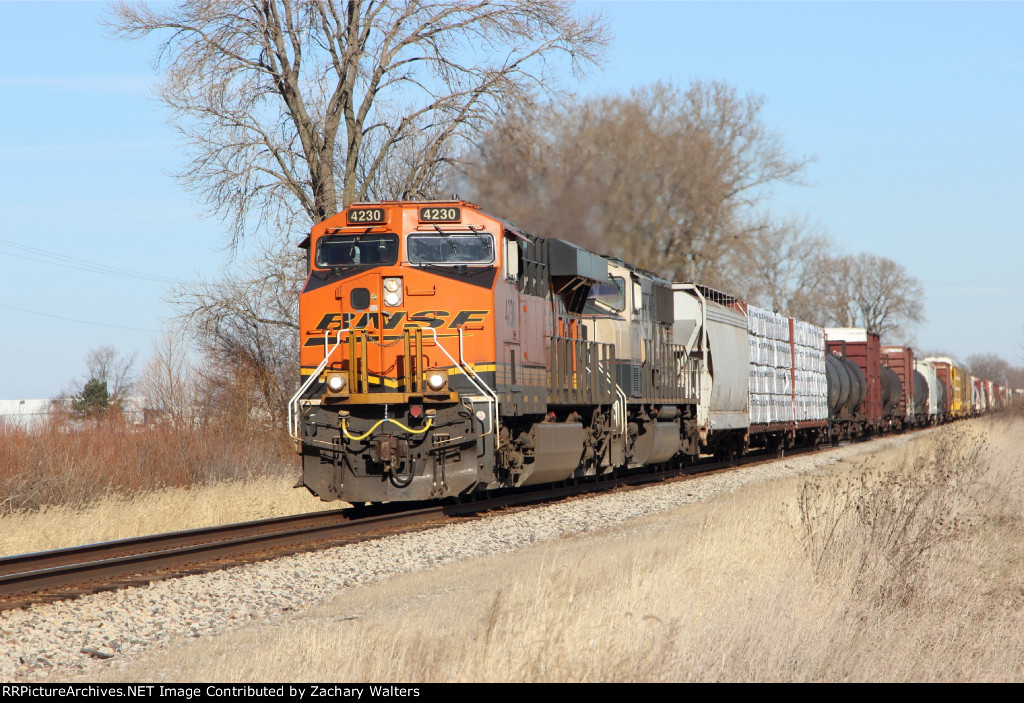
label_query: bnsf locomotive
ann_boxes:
[288,201,1016,504]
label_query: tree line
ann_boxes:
[93,1,1017,427]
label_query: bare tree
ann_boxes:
[1007,364,1024,390]
[58,345,138,418]
[167,237,303,427]
[965,353,1009,385]
[109,0,608,244]
[457,80,811,284]
[137,327,199,428]
[727,213,834,321]
[82,345,138,406]
[818,252,925,339]
[814,254,858,328]
[966,352,1024,389]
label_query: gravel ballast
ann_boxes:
[0,434,923,682]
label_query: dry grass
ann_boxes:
[77,414,1024,682]
[796,422,993,607]
[0,475,336,556]
[0,414,295,515]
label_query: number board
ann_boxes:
[418,206,461,223]
[346,207,386,225]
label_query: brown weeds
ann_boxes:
[798,426,991,606]
[0,414,295,515]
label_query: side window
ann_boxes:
[585,277,625,312]
[504,238,520,281]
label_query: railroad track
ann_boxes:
[0,434,905,611]
[0,505,451,610]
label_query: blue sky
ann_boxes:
[1,1,1022,399]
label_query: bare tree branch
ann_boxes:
[109,0,608,245]
[727,213,834,322]
[817,252,926,339]
[456,80,811,287]
[165,237,303,426]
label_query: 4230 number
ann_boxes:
[346,207,386,224]
[418,206,461,223]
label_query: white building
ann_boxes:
[0,397,147,428]
[0,399,57,427]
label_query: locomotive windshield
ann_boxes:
[316,233,399,268]
[407,232,494,265]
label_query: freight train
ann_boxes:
[288,201,1017,504]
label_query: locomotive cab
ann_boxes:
[291,202,505,503]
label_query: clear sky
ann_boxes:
[1,1,1022,399]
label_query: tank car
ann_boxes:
[825,328,883,437]
[881,345,920,430]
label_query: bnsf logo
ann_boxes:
[304,310,489,346]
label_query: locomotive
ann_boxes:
[288,200,1012,504]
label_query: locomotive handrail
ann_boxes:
[288,325,498,446]
[288,327,350,441]
[436,326,498,446]
[458,328,498,437]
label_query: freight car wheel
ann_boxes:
[715,443,736,465]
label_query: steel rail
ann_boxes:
[0,505,447,605]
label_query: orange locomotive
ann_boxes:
[289,200,675,503]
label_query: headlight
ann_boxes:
[426,371,447,391]
[383,278,402,307]
[326,374,346,392]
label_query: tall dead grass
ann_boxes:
[0,413,295,515]
[0,475,334,556]
[797,423,993,607]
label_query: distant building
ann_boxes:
[0,397,147,428]
[0,399,56,427]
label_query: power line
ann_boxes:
[0,303,158,332]
[0,237,184,284]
